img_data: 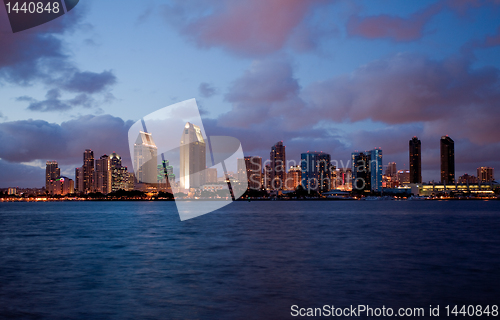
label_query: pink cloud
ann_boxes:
[346,3,443,42]
[162,0,328,55]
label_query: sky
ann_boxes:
[1,0,500,188]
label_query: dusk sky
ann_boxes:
[1,0,500,187]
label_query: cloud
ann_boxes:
[0,160,45,188]
[19,89,98,112]
[484,26,500,47]
[346,3,443,42]
[60,70,117,94]
[198,82,217,98]
[161,0,329,56]
[0,115,134,166]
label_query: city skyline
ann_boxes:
[2,1,500,187]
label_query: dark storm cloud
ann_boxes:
[0,115,134,165]
[0,3,117,111]
[0,160,45,188]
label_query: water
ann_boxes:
[0,201,499,319]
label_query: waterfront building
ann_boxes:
[409,136,422,184]
[134,131,158,186]
[351,148,383,192]
[440,136,455,184]
[286,165,301,190]
[477,167,494,183]
[270,141,286,190]
[45,161,60,190]
[48,176,74,195]
[301,151,332,192]
[83,149,95,193]
[95,154,112,194]
[180,122,206,189]
[243,156,263,190]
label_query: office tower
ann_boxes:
[237,158,247,183]
[48,176,74,195]
[286,165,301,190]
[205,168,218,184]
[339,168,352,191]
[95,154,112,194]
[270,141,286,190]
[397,170,410,185]
[301,151,332,192]
[263,164,272,190]
[241,156,263,190]
[75,167,84,193]
[352,152,370,192]
[458,174,478,184]
[134,131,158,185]
[45,161,60,190]
[83,149,95,193]
[440,136,455,184]
[477,167,494,183]
[409,136,422,184]
[109,152,126,192]
[385,162,397,178]
[180,122,206,189]
[367,148,383,191]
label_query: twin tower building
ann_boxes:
[134,122,206,191]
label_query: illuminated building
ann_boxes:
[134,131,158,186]
[409,136,422,184]
[301,152,332,192]
[397,170,410,186]
[263,164,272,190]
[205,168,218,184]
[440,136,455,184]
[385,162,397,178]
[75,167,83,193]
[95,154,112,194]
[270,141,286,190]
[351,149,383,192]
[477,167,494,183]
[237,158,247,183]
[48,176,74,195]
[83,149,95,193]
[180,122,206,189]
[286,165,301,190]
[45,161,60,190]
[241,156,262,190]
[458,174,477,184]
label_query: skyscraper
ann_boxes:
[286,165,301,190]
[409,136,422,184]
[180,122,206,189]
[83,149,95,193]
[477,167,494,183]
[385,162,397,178]
[75,167,84,193]
[45,161,60,190]
[351,148,383,192]
[110,152,125,192]
[134,131,158,186]
[95,154,112,194]
[301,151,332,192]
[270,141,286,190]
[440,136,455,184]
[243,156,263,190]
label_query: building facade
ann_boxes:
[83,149,95,193]
[301,152,332,192]
[134,131,158,186]
[95,154,112,194]
[477,167,494,183]
[45,161,60,190]
[440,136,455,184]
[409,136,422,184]
[180,122,206,189]
[270,141,286,190]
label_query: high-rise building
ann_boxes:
[270,141,286,190]
[75,167,84,193]
[180,122,206,189]
[45,161,60,190]
[95,154,112,194]
[286,165,301,190]
[458,174,477,184]
[351,148,382,192]
[134,131,158,186]
[385,162,397,178]
[263,164,272,190]
[83,149,95,193]
[205,168,218,184]
[109,152,127,192]
[440,136,455,184]
[301,152,332,192]
[237,158,247,183]
[397,170,410,185]
[351,152,371,192]
[242,156,263,190]
[48,176,74,195]
[409,136,422,184]
[477,167,494,183]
